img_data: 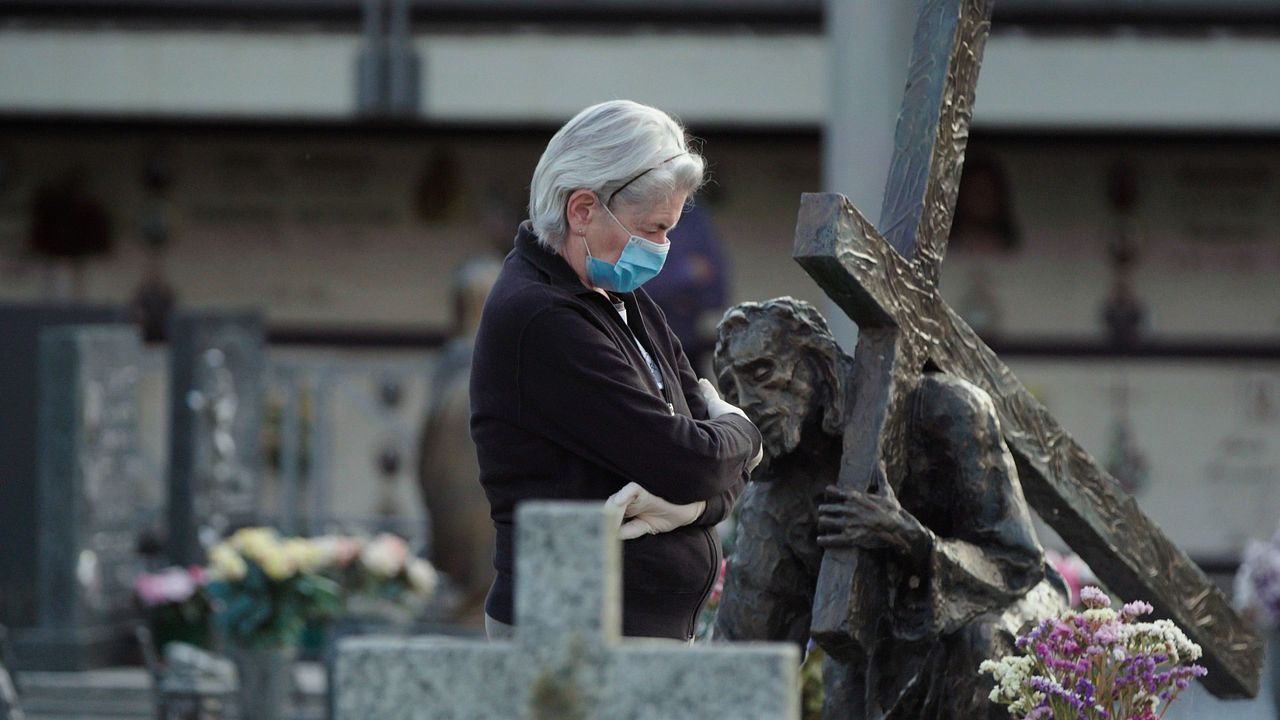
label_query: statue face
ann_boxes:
[717,326,819,459]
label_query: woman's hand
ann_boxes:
[606,482,707,540]
[697,378,764,471]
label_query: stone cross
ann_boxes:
[334,502,800,719]
[796,0,1261,698]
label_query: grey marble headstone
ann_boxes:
[167,310,266,565]
[23,326,148,670]
[0,305,138,671]
[335,502,800,720]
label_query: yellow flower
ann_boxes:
[209,543,247,582]
[258,546,297,581]
[283,538,325,574]
[229,527,280,563]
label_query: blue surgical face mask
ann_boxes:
[582,200,670,293]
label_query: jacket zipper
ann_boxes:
[627,296,676,414]
[688,526,721,641]
[596,292,674,413]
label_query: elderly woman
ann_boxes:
[470,100,762,641]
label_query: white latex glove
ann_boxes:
[697,378,764,472]
[606,482,706,540]
[697,378,747,420]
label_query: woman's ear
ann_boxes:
[564,189,597,233]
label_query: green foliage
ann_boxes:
[207,558,343,649]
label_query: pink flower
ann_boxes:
[708,558,727,606]
[134,567,200,608]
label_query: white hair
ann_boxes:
[529,100,706,252]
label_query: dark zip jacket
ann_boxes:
[470,222,760,639]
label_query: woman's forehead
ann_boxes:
[618,192,688,222]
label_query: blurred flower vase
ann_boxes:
[1234,524,1280,715]
[133,566,212,650]
[205,528,343,720]
[981,586,1207,720]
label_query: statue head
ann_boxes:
[714,297,849,461]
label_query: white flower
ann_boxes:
[313,535,363,568]
[361,533,409,579]
[1082,608,1118,624]
[406,558,439,596]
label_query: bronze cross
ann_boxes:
[795,0,1261,698]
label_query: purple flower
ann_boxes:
[982,591,1208,719]
[1121,600,1153,620]
[1080,586,1111,609]
[1236,527,1280,629]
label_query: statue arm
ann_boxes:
[909,377,1046,635]
[912,507,1044,636]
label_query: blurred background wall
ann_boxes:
[0,0,1277,571]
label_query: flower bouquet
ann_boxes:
[204,528,344,648]
[133,565,212,650]
[318,532,439,626]
[981,586,1206,719]
[205,528,345,720]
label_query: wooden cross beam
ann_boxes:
[797,0,1261,699]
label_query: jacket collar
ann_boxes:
[514,221,632,300]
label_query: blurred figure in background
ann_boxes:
[416,256,502,629]
[642,202,729,374]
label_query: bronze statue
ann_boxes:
[713,297,1065,720]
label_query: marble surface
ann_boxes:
[334,501,800,720]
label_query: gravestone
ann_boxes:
[20,326,148,670]
[794,0,1261,699]
[167,310,266,565]
[334,502,800,719]
[0,305,138,670]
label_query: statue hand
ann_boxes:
[816,485,931,558]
